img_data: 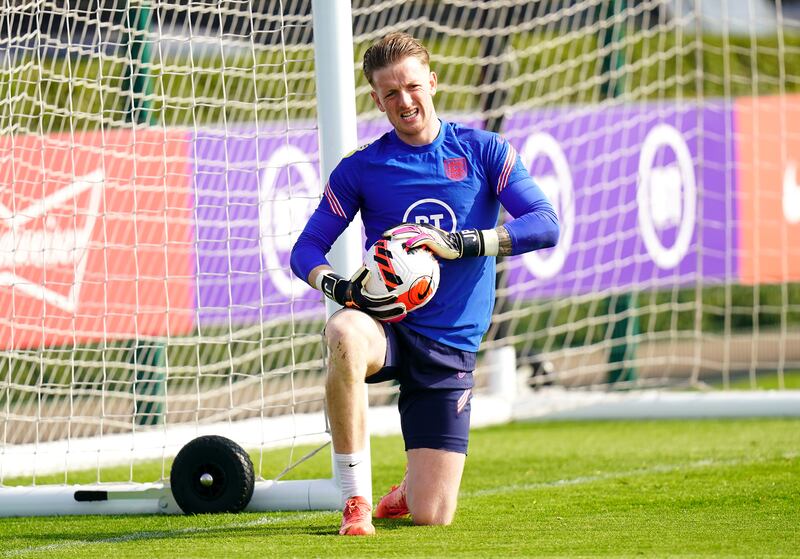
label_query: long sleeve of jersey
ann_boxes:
[498,176,560,255]
[289,209,345,283]
[484,136,560,255]
[290,174,358,284]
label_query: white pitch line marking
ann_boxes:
[2,511,333,557]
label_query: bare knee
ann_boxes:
[405,448,465,527]
[411,504,455,526]
[324,310,385,378]
[325,310,363,352]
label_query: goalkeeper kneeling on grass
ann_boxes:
[290,32,559,536]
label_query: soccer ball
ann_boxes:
[364,238,440,314]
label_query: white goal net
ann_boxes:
[1,0,799,515]
[0,1,336,508]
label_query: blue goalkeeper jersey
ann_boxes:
[291,120,558,352]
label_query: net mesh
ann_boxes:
[1,0,799,486]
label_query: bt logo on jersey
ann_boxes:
[414,214,445,227]
[402,198,458,232]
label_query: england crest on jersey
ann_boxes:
[443,157,467,181]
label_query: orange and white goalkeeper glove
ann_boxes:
[316,267,407,322]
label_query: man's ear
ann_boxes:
[429,71,438,96]
[370,90,386,112]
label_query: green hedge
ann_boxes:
[4,31,800,132]
[519,283,800,350]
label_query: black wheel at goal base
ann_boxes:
[170,435,255,514]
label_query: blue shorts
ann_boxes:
[367,322,476,454]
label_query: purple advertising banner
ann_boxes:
[194,125,326,327]
[192,105,735,326]
[502,101,737,299]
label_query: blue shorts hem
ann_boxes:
[404,438,469,454]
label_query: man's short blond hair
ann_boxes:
[362,32,430,86]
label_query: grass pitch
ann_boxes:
[0,418,797,558]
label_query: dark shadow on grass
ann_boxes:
[373,518,415,530]
[299,517,415,537]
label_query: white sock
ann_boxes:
[334,450,372,508]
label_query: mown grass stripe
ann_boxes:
[462,452,798,498]
[8,452,798,557]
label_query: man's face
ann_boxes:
[370,56,438,146]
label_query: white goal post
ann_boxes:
[2,0,800,518]
[0,0,359,517]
